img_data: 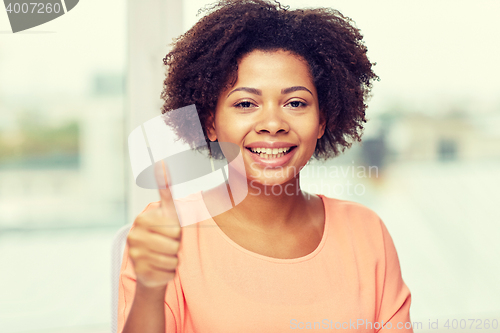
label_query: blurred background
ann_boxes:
[0,0,499,332]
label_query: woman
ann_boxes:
[119,1,413,332]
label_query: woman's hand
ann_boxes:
[127,161,181,289]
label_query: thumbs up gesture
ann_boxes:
[126,160,182,288]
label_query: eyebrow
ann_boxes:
[281,86,313,96]
[226,86,313,98]
[227,87,261,97]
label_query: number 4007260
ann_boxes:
[6,2,62,14]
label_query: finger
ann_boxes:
[135,208,181,239]
[147,255,179,272]
[153,160,179,219]
[153,159,172,202]
[129,227,180,255]
[130,248,179,271]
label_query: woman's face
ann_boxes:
[207,49,325,186]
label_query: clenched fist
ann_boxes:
[127,161,181,289]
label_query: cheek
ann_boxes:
[214,117,231,140]
[298,118,321,139]
[215,114,250,140]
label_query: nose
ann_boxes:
[254,104,290,135]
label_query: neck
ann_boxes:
[225,168,312,231]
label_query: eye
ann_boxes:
[286,100,307,108]
[234,100,257,109]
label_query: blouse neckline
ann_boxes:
[197,191,329,264]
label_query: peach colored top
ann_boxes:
[118,193,413,332]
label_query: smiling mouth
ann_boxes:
[246,146,297,159]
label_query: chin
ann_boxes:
[247,176,300,197]
[248,175,297,187]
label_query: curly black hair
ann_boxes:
[161,0,378,160]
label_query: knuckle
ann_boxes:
[136,210,159,226]
[170,240,180,253]
[134,213,146,225]
[161,255,178,269]
[169,257,179,269]
[169,225,182,238]
[128,247,143,260]
[126,232,137,245]
[127,230,144,247]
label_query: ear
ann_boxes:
[206,112,217,141]
[317,112,327,139]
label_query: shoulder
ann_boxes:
[318,197,412,326]
[319,195,388,254]
[320,194,382,228]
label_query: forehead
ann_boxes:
[219,50,316,97]
[233,49,315,89]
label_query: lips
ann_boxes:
[245,141,296,149]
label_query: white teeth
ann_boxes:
[249,147,293,155]
[257,152,286,159]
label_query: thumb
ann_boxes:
[154,160,180,225]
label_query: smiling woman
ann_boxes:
[208,49,325,185]
[162,0,377,161]
[118,1,412,332]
